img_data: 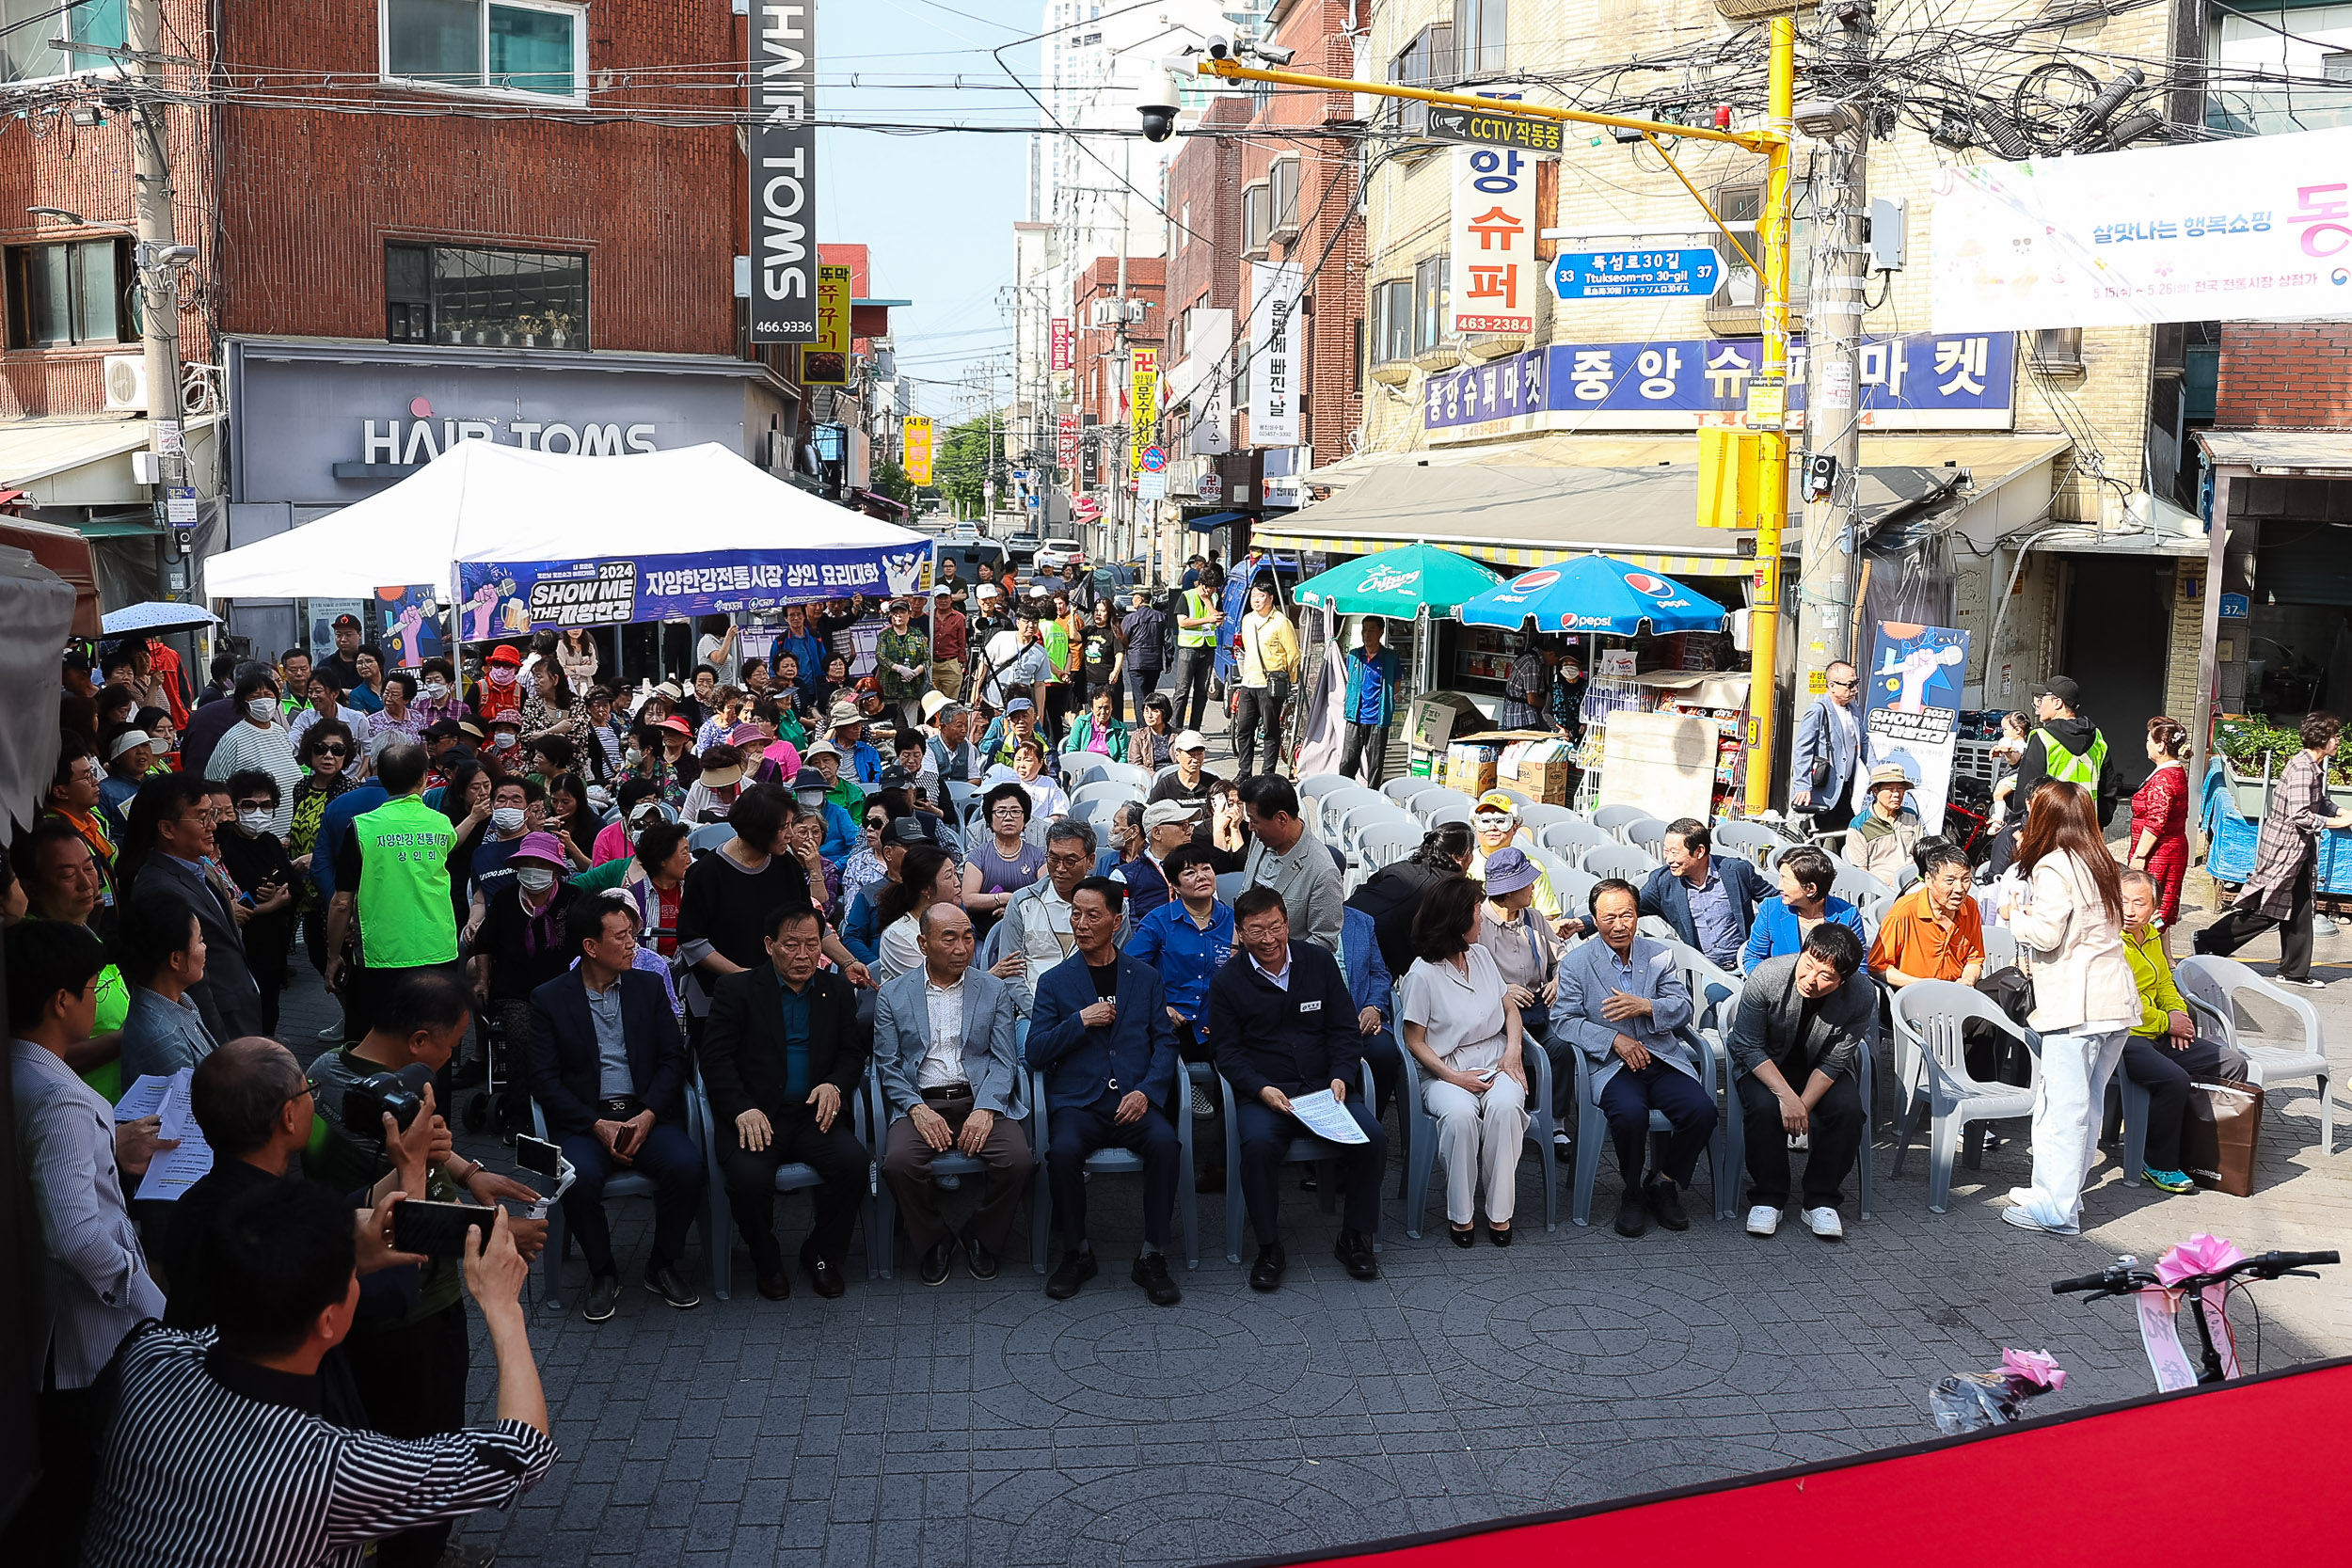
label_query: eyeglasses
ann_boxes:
[234,798,273,812]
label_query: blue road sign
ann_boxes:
[1552,247,1723,300]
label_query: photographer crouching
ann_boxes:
[81,1180,554,1566]
[301,967,546,1568]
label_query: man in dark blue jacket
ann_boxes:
[1206,885,1384,1292]
[525,894,707,1322]
[1637,818,1772,974]
[1029,877,1183,1306]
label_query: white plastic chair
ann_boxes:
[1888,980,2041,1212]
[1295,772,1354,813]
[1381,777,1428,807]
[1517,803,1579,836]
[1980,926,2018,973]
[1353,821,1424,887]
[1832,862,1892,905]
[1581,844,1661,882]
[1413,787,1475,825]
[1593,803,1653,843]
[1540,818,1613,860]
[1317,785,1386,842]
[2176,955,2336,1155]
[1710,819,1788,868]
[1624,817,1673,859]
[1095,761,1156,793]
[1427,803,1472,829]
[1068,780,1142,816]
[1060,755,1111,789]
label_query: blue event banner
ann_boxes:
[455,543,935,637]
[1422,330,2014,431]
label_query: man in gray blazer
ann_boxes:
[1788,659,1863,831]
[124,773,263,1042]
[1549,879,1711,1239]
[875,904,1035,1285]
[1724,925,1873,1242]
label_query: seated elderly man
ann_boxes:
[1868,839,1984,989]
[1848,763,1924,887]
[2118,868,2246,1195]
[1725,925,1874,1241]
[1638,818,1771,976]
[1549,878,1711,1239]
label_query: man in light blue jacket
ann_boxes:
[1788,660,1863,831]
[1549,878,1712,1240]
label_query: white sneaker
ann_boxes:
[1802,1206,1844,1240]
[1745,1205,1781,1237]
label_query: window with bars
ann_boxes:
[385,241,588,349]
[1368,277,1413,364]
[1451,0,1506,75]
[1389,24,1453,135]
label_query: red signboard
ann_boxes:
[1057,411,1079,474]
[1051,317,1073,372]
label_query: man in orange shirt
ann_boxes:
[1868,841,1984,988]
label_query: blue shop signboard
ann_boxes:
[1422,330,2015,436]
[455,544,933,636]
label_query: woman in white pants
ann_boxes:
[2004,779,2139,1233]
[1400,873,1531,1246]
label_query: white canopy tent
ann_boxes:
[203,440,930,603]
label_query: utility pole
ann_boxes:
[1745,15,1796,817]
[1796,0,1875,715]
[129,0,190,597]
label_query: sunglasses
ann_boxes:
[314,745,347,756]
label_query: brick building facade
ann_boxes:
[2212,325,2352,430]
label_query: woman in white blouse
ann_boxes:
[875,845,961,984]
[1400,874,1530,1246]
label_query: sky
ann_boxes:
[818,0,1043,425]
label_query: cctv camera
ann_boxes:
[1136,62,1184,143]
[1253,43,1295,65]
[1205,35,1230,59]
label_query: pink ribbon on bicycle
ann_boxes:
[2001,1348,2067,1391]
[2156,1233,2245,1288]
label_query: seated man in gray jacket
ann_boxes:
[1549,879,1709,1240]
[876,903,1034,1286]
[1725,924,1873,1243]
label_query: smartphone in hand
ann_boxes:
[390,1198,497,1259]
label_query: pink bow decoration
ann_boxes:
[2157,1233,2246,1288]
[2001,1348,2067,1391]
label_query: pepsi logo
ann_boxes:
[1624,572,1674,596]
[1513,569,1562,590]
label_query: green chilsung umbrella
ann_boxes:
[1292,544,1502,617]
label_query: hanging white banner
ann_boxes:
[1931,125,2352,332]
[1450,145,1537,336]
[1247,261,1304,448]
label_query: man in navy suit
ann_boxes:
[1029,877,1182,1306]
[1636,819,1772,975]
[525,894,707,1322]
[1789,659,1863,831]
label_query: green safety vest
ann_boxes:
[352,795,458,969]
[2036,726,2107,787]
[1177,587,1217,648]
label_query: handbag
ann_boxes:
[2180,1076,2265,1197]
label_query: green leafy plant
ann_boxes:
[2215,719,2352,784]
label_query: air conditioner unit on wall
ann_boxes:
[1089,300,1120,327]
[103,353,148,412]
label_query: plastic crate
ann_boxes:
[1951,737,2001,786]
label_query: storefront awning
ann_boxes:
[0,412,223,507]
[1188,510,1249,531]
[2198,429,2352,476]
[2023,489,2211,558]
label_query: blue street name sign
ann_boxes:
[1552,247,1723,300]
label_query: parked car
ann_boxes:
[1003,531,1043,562]
[1034,538,1088,572]
[932,538,1009,586]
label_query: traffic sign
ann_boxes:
[1551,247,1722,300]
[1426,104,1564,154]
[1140,446,1168,472]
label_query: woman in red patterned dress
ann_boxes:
[2126,717,2192,929]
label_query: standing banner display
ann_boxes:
[749,2,818,344]
[903,416,933,487]
[1451,146,1537,336]
[1057,411,1079,474]
[1129,348,1158,474]
[1860,621,1972,832]
[456,542,934,635]
[1931,125,2352,331]
[1050,317,1073,372]
[1247,261,1303,448]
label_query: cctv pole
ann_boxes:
[1743,15,1796,817]
[1796,0,1874,715]
[129,0,190,596]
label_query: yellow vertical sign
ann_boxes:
[903,416,933,487]
[1129,348,1158,475]
[800,264,852,386]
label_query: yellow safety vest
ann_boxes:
[1177,587,1216,648]
[2036,726,2107,786]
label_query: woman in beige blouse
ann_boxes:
[1401,874,1530,1247]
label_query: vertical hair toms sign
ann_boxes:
[752,4,818,344]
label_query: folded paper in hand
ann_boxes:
[1286,1089,1369,1145]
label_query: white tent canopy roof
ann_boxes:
[203,440,927,600]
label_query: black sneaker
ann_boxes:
[1646,1177,1691,1232]
[1248,1243,1286,1292]
[1334,1228,1379,1281]
[1045,1246,1098,1300]
[1132,1251,1181,1307]
[963,1234,1001,1281]
[645,1261,701,1309]
[1613,1185,1650,1238]
[583,1274,620,1322]
[918,1240,956,1286]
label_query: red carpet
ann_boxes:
[1241,1358,2352,1565]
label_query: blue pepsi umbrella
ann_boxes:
[102,600,222,637]
[1457,556,1727,638]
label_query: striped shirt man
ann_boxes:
[81,1327,556,1568]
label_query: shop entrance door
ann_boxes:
[2060,553,2167,800]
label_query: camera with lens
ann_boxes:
[343,1064,436,1135]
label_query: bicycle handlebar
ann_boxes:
[2052,1251,2338,1297]
[2051,1268,2137,1296]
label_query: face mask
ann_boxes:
[516,866,557,893]
[247,699,277,723]
[491,806,526,833]
[421,681,449,702]
[625,746,643,767]
[488,666,516,685]
[798,792,826,812]
[151,732,175,752]
[494,731,518,749]
[237,808,272,834]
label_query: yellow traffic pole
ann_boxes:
[1742,15,1796,817]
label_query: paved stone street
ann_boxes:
[284,713,2352,1568]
